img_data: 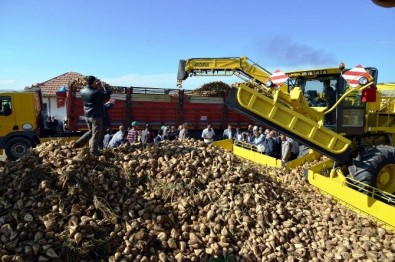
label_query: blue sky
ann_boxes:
[1,0,394,90]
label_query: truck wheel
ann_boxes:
[348,146,395,202]
[5,137,32,161]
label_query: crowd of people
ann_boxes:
[100,121,299,164]
[102,122,188,149]
[72,75,300,163]
[219,124,300,163]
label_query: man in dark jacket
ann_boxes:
[103,99,116,131]
[73,76,112,155]
[263,132,277,157]
[141,123,154,144]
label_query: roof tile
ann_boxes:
[38,72,84,96]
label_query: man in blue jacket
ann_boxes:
[73,76,112,155]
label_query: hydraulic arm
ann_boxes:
[177,57,273,89]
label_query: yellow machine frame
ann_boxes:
[307,160,395,231]
[179,56,395,230]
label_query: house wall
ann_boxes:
[42,96,67,123]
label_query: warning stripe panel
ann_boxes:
[270,69,288,86]
[342,65,371,88]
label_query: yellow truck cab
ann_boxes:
[0,90,41,160]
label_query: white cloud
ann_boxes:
[0,79,16,85]
[0,79,32,90]
[0,79,18,90]
[103,73,240,90]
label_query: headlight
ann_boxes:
[23,123,33,130]
[359,77,368,85]
[265,80,273,87]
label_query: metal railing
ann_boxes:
[345,177,395,205]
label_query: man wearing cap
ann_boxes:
[127,121,139,144]
[73,76,112,155]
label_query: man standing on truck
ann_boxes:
[73,76,112,155]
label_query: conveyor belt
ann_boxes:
[225,87,352,163]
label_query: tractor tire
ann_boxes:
[5,137,32,161]
[348,145,395,203]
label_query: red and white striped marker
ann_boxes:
[269,69,289,87]
[342,65,372,88]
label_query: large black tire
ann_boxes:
[348,145,395,203]
[5,137,32,161]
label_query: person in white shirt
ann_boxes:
[108,125,126,148]
[201,124,215,144]
[249,126,261,143]
[251,129,264,145]
[223,124,234,139]
[280,134,291,163]
[234,127,244,141]
[178,123,189,141]
[286,137,300,160]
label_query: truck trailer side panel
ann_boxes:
[131,101,179,130]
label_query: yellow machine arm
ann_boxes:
[177,57,281,90]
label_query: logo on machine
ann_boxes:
[194,62,209,67]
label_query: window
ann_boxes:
[0,96,12,115]
[342,92,365,128]
[342,109,364,127]
[286,76,339,126]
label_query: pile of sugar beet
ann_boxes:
[0,139,394,262]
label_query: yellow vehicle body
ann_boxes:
[0,90,42,160]
[0,89,81,160]
[178,56,395,230]
[0,91,41,133]
[307,159,395,231]
[229,82,395,230]
[215,138,395,231]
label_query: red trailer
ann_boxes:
[65,86,251,133]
